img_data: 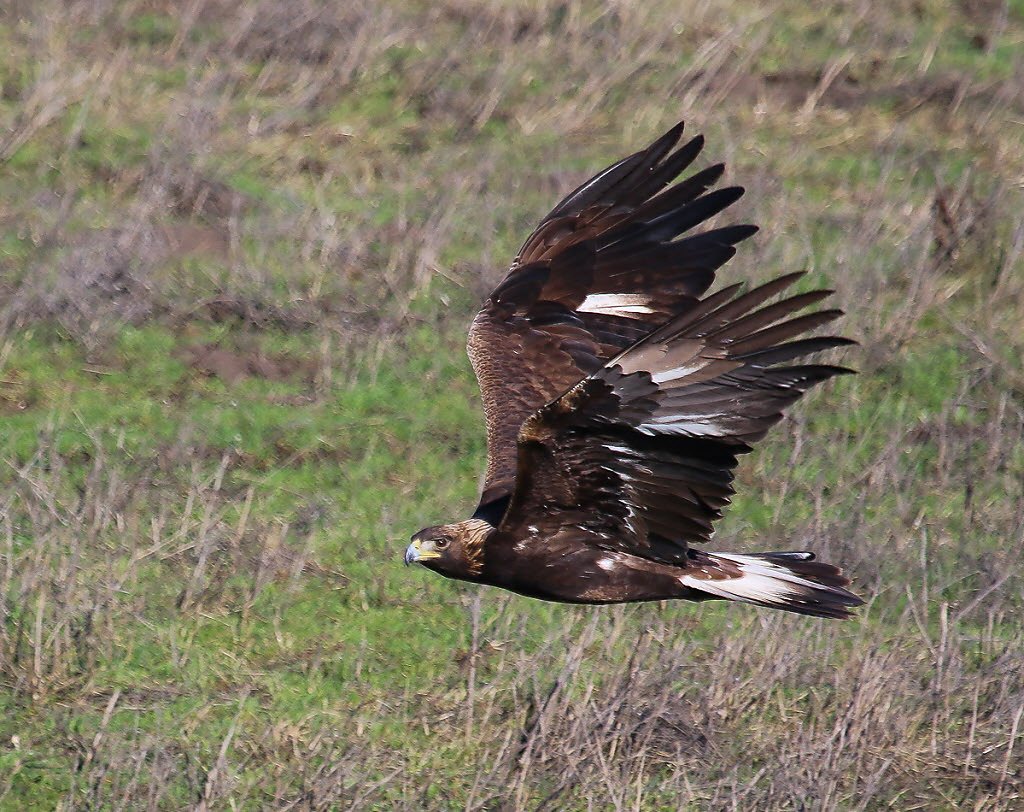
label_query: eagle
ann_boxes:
[404,122,863,618]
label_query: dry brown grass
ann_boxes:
[1,0,1023,809]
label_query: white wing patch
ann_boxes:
[650,362,709,384]
[579,293,656,317]
[638,415,729,437]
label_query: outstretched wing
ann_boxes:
[468,122,757,511]
[494,273,854,564]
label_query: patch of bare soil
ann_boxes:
[157,222,231,261]
[705,67,1023,115]
[180,343,316,385]
[121,159,254,226]
[958,0,1011,27]
[0,219,234,339]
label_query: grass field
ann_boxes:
[1,1,1023,809]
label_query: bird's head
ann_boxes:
[404,519,490,579]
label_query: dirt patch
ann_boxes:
[703,66,1023,115]
[159,168,248,224]
[957,0,1011,27]
[158,222,231,260]
[0,219,235,341]
[120,158,253,227]
[180,342,316,385]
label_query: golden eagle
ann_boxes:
[405,123,862,618]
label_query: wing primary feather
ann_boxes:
[625,134,707,203]
[544,153,650,222]
[712,290,834,343]
[671,272,807,337]
[543,122,687,221]
[604,187,746,250]
[728,309,845,354]
[489,262,550,307]
[610,124,691,199]
[735,336,857,364]
[630,163,726,219]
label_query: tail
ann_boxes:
[683,550,863,619]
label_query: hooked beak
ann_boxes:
[404,539,441,566]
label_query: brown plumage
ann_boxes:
[405,122,863,619]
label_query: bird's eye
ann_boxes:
[436,537,450,549]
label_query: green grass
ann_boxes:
[0,0,1022,808]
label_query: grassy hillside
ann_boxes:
[1,1,1023,808]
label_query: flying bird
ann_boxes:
[405,122,862,618]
